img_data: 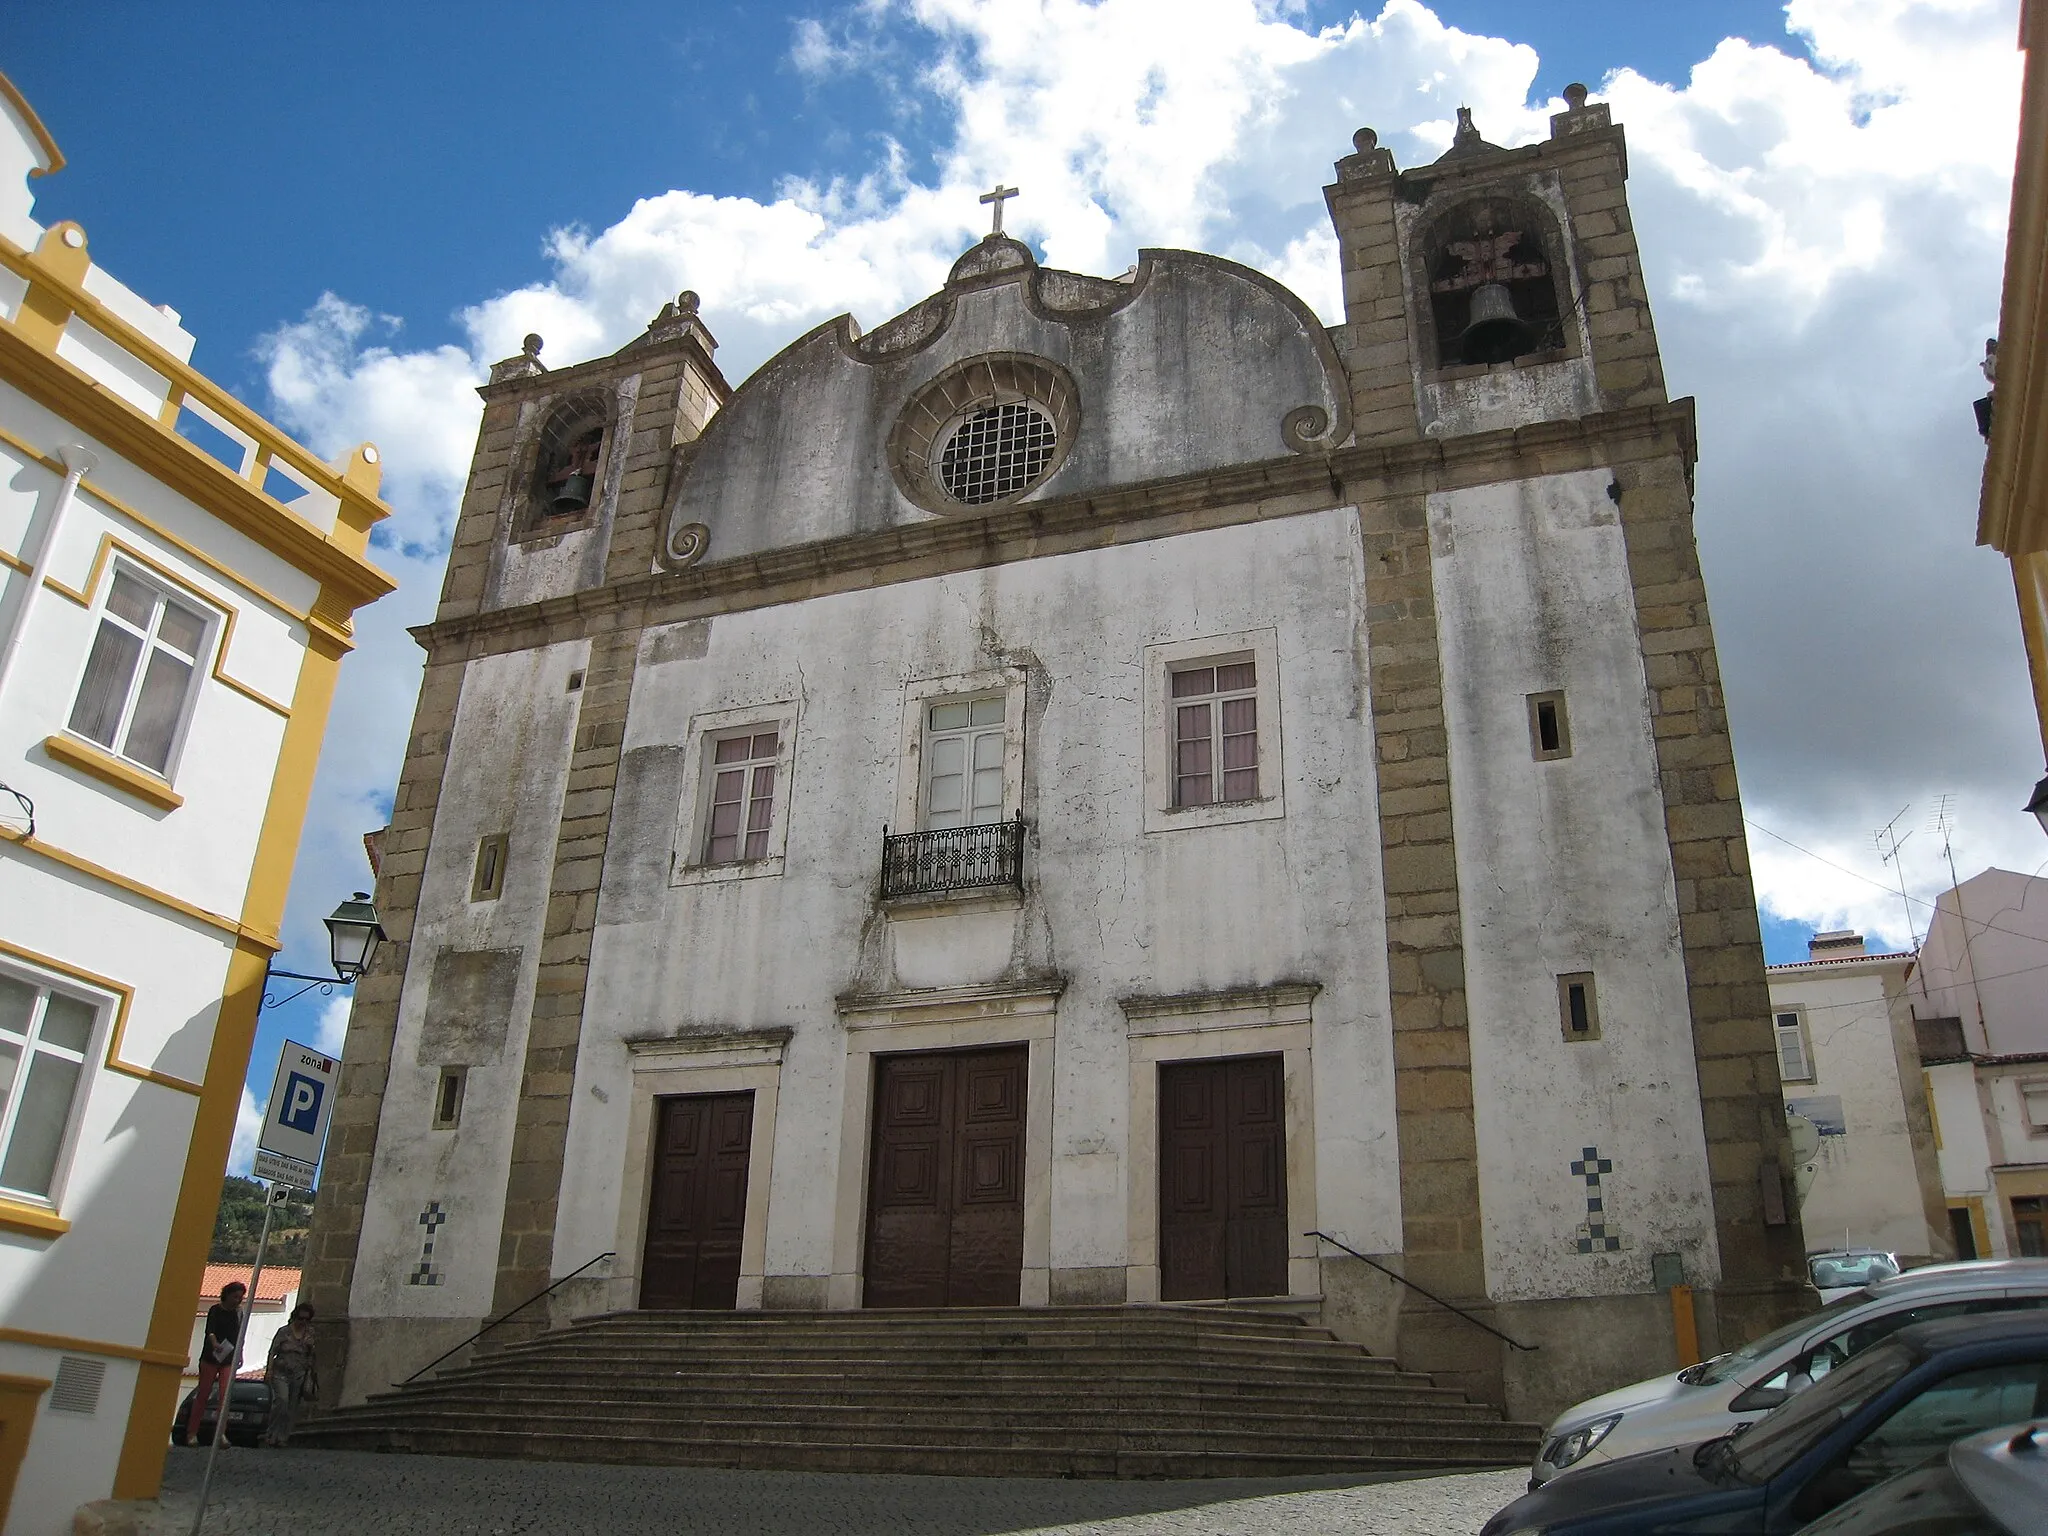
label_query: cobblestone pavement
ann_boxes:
[141,1448,1526,1535]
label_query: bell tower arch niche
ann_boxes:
[524,391,614,535]
[1413,193,1571,374]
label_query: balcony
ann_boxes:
[880,818,1026,902]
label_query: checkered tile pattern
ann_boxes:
[408,1201,448,1287]
[1570,1147,1621,1253]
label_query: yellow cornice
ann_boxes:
[0,71,64,178]
[0,234,395,617]
[1981,0,2048,558]
[0,1327,185,1371]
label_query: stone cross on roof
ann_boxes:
[979,183,1019,236]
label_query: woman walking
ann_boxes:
[261,1304,318,1447]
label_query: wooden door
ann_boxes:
[640,1091,754,1309]
[864,1045,1027,1308]
[1158,1055,1287,1300]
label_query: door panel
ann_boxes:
[640,1091,754,1310]
[1159,1055,1288,1300]
[865,1045,1027,1307]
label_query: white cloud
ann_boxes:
[228,1085,262,1179]
[255,0,2042,978]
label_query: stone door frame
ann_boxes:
[831,983,1060,1309]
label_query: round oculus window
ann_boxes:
[937,400,1059,506]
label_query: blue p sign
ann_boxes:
[280,1072,324,1134]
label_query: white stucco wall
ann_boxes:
[348,639,589,1329]
[1429,467,1718,1300]
[1768,960,1938,1258]
[524,508,1403,1305]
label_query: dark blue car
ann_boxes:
[1481,1313,2048,1536]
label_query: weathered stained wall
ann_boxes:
[665,249,1347,562]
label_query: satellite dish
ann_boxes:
[1787,1113,1822,1165]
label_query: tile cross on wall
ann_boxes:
[1570,1146,1623,1254]
[408,1200,448,1287]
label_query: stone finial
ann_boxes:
[1335,125,1396,182]
[1454,107,1481,146]
[676,290,700,317]
[489,334,548,384]
[1433,106,1504,164]
[641,289,720,353]
[1550,82,1613,139]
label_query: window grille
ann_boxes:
[67,569,209,775]
[0,971,100,1200]
[1171,662,1258,807]
[938,401,1058,505]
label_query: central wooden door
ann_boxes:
[1159,1054,1288,1300]
[864,1045,1027,1308]
[640,1091,754,1309]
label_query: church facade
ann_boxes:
[306,93,1808,1422]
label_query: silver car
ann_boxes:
[1531,1259,2048,1486]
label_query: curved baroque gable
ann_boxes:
[661,242,1349,567]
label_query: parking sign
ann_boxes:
[253,1039,338,1189]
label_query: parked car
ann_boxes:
[170,1375,270,1447]
[1811,1249,1903,1304]
[1530,1259,2048,1485]
[1797,1418,2048,1536]
[1482,1313,2048,1536]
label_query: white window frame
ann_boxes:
[0,959,111,1210]
[64,560,217,781]
[2019,1078,2048,1138]
[1774,1007,1816,1084]
[892,669,1027,833]
[673,700,799,886]
[1141,629,1284,835]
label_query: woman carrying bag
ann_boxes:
[261,1304,319,1446]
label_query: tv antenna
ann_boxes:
[1874,806,1917,950]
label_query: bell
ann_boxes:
[549,472,593,514]
[1458,281,1537,365]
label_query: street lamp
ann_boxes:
[2028,774,2048,839]
[262,892,385,1009]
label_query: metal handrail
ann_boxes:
[1305,1229,1537,1353]
[395,1250,615,1386]
[880,814,1026,900]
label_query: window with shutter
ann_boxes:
[66,568,211,776]
[1775,1010,1814,1083]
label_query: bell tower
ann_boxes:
[1324,90,1807,1411]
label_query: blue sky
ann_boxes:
[8,1,2041,1164]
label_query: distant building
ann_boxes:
[1766,932,1949,1263]
[183,1265,301,1389]
[1914,868,2048,1258]
[0,72,391,1530]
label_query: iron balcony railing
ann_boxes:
[880,815,1026,900]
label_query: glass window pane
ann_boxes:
[0,1039,18,1126]
[928,739,965,776]
[1176,774,1212,807]
[1176,739,1211,776]
[1171,668,1214,699]
[930,702,970,731]
[928,774,964,816]
[969,697,1004,727]
[122,648,194,772]
[67,622,144,747]
[743,828,769,860]
[971,732,1004,771]
[38,993,96,1055]
[1177,703,1210,743]
[0,1050,82,1198]
[708,800,742,838]
[107,572,156,628]
[970,768,1003,815]
[713,737,752,765]
[750,733,779,760]
[156,603,207,659]
[1222,767,1259,801]
[1220,697,1256,735]
[1216,661,1256,692]
[0,976,35,1040]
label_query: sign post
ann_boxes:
[191,1039,337,1535]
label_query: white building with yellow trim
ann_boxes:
[0,73,392,1530]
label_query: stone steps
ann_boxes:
[299,1305,1540,1479]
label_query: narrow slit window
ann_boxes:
[704,731,780,863]
[1171,661,1259,807]
[432,1067,466,1130]
[1528,691,1571,761]
[472,834,509,903]
[1558,972,1600,1042]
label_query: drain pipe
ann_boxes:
[0,443,97,708]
